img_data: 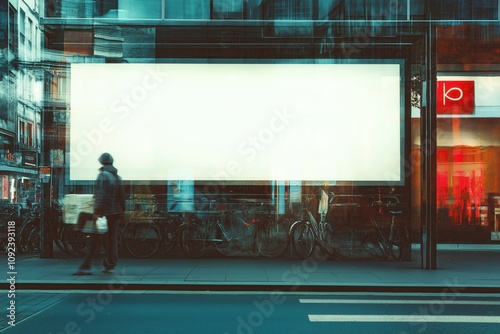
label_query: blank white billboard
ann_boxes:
[69,62,403,183]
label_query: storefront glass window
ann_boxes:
[164,0,210,20]
[431,23,500,243]
[19,0,500,263]
[431,0,498,20]
[212,0,245,19]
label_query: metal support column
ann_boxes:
[421,20,437,269]
[39,109,53,259]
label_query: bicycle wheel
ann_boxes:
[155,215,180,255]
[389,224,409,260]
[124,223,161,259]
[61,225,88,256]
[56,224,73,255]
[180,223,205,258]
[159,224,177,255]
[248,225,261,258]
[214,214,250,257]
[26,224,41,254]
[291,222,314,259]
[17,220,35,254]
[17,220,40,254]
[53,222,67,253]
[260,222,288,258]
[362,231,389,259]
[212,222,232,256]
[318,223,335,256]
[332,227,354,259]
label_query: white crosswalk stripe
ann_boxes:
[308,315,500,323]
[302,298,500,324]
[299,298,500,305]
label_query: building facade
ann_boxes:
[1,0,41,210]
[4,0,500,266]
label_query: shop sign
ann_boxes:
[437,80,475,114]
[50,149,64,167]
[1,151,22,166]
[22,152,37,168]
[39,166,51,183]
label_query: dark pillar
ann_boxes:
[421,21,437,269]
[39,108,53,258]
[40,178,53,258]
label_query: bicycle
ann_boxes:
[1,204,21,254]
[362,210,409,260]
[180,209,250,259]
[122,216,161,259]
[122,211,186,259]
[60,217,108,257]
[153,211,186,255]
[247,204,288,258]
[16,206,41,254]
[290,209,335,259]
[50,200,68,254]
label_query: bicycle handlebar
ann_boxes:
[389,210,402,216]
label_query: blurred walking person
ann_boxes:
[74,153,125,275]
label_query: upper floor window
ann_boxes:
[19,9,25,44]
[212,0,245,19]
[431,0,498,20]
[19,119,34,147]
[27,18,33,52]
[9,5,17,52]
[165,0,210,19]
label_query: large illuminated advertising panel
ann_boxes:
[69,61,404,184]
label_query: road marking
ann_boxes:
[308,315,500,323]
[299,299,500,305]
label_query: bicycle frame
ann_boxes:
[181,210,249,258]
[290,208,335,259]
[363,210,406,260]
[249,210,288,258]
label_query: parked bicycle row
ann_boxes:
[1,204,41,255]
[2,198,410,260]
[4,200,410,261]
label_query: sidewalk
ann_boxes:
[4,247,500,293]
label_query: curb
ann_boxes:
[4,283,500,294]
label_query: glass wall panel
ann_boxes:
[321,0,408,20]
[114,0,162,19]
[431,0,498,20]
[28,0,500,265]
[409,0,425,19]
[432,23,500,243]
[44,0,163,19]
[273,0,314,36]
[41,0,500,21]
[164,0,210,20]
[212,0,245,19]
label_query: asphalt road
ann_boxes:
[2,291,500,334]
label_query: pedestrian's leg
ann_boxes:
[74,233,99,275]
[103,215,119,269]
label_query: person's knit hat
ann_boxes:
[98,152,114,165]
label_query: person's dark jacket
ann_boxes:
[94,164,125,216]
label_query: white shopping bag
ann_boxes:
[63,194,94,225]
[81,216,108,234]
[318,189,329,215]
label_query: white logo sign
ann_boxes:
[442,83,464,105]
